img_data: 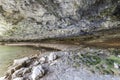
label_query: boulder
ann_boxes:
[0,77,5,80]
[31,65,45,80]
[39,56,47,64]
[13,57,29,66]
[12,57,31,70]
[0,0,119,41]
[12,68,24,79]
[48,52,57,62]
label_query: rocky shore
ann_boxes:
[0,0,120,80]
[1,46,120,80]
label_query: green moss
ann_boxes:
[110,49,120,55]
[80,53,101,65]
[107,55,120,64]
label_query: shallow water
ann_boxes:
[0,45,41,77]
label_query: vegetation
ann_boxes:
[70,49,120,75]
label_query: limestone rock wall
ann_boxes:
[0,0,120,40]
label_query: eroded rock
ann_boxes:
[48,52,57,63]
[0,76,5,80]
[13,57,29,66]
[12,68,24,79]
[33,61,39,66]
[31,65,45,80]
[0,0,119,41]
[39,56,47,64]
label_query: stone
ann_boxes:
[6,68,14,75]
[50,60,58,66]
[23,68,31,74]
[114,62,119,69]
[0,77,5,80]
[39,56,47,64]
[13,57,29,66]
[33,61,39,66]
[0,0,119,41]
[12,67,31,79]
[48,52,57,62]
[31,65,45,80]
[5,68,15,80]
[12,68,24,79]
[13,77,23,80]
[11,57,31,71]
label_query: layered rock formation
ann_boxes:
[0,0,120,40]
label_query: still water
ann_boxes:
[0,45,40,77]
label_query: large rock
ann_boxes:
[48,52,57,62]
[39,56,47,64]
[13,57,29,66]
[0,77,5,80]
[31,65,45,80]
[4,57,30,80]
[12,68,24,79]
[0,0,119,41]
